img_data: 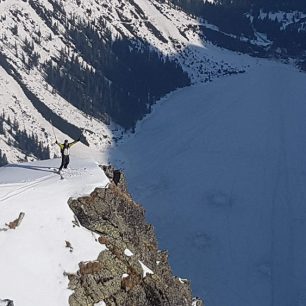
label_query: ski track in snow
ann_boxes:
[0,157,109,306]
[0,174,54,202]
[111,60,306,306]
[0,167,86,202]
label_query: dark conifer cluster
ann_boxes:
[0,113,50,163]
[44,20,190,129]
[168,0,306,58]
[0,148,8,166]
[0,116,8,166]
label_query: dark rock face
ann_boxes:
[0,299,14,306]
[67,166,204,306]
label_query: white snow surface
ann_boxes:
[94,302,106,306]
[0,156,108,305]
[138,260,154,278]
[112,59,306,306]
[124,248,134,257]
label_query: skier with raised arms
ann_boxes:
[56,138,80,173]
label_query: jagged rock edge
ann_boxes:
[66,165,204,306]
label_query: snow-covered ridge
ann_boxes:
[0,156,203,305]
[0,157,109,306]
[0,0,247,163]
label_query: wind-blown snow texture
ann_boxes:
[0,155,108,306]
[112,59,306,306]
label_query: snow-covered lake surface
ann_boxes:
[112,60,306,306]
[0,156,108,305]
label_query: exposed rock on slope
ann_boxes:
[68,166,204,306]
[0,300,14,306]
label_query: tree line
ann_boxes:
[0,112,50,164]
[168,0,306,57]
[45,20,190,130]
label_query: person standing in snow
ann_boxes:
[56,138,80,172]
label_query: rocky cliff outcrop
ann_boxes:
[0,299,14,306]
[67,166,204,306]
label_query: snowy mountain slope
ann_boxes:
[172,0,306,63]
[0,0,247,163]
[0,0,114,159]
[111,59,306,306]
[0,64,72,163]
[0,61,113,162]
[0,157,108,306]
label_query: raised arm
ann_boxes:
[68,138,80,148]
[55,141,64,150]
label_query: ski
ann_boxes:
[53,168,64,180]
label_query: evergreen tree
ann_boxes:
[0,112,50,161]
[44,20,190,129]
[0,149,8,166]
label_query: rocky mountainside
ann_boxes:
[0,0,245,164]
[0,158,204,305]
[67,165,204,306]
